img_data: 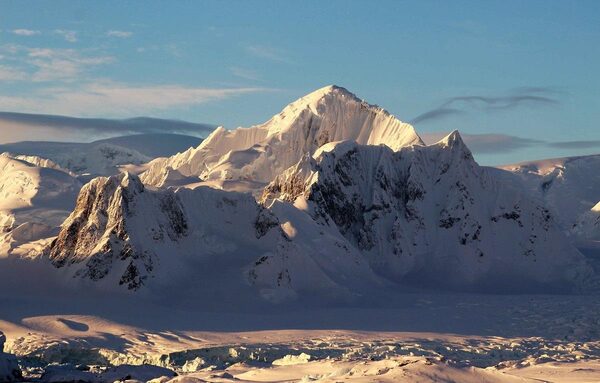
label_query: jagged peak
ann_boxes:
[304,84,359,100]
[436,130,464,146]
[431,130,474,162]
[119,171,145,192]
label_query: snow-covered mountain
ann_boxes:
[0,153,81,257]
[0,141,149,177]
[0,133,203,177]
[91,133,202,159]
[46,172,382,301]
[262,132,591,291]
[45,137,593,295]
[141,85,423,188]
[1,85,594,299]
[500,155,600,229]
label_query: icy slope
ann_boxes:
[0,133,204,177]
[0,153,81,257]
[262,132,591,291]
[91,133,202,158]
[47,172,381,300]
[500,154,600,229]
[0,140,151,176]
[0,140,154,176]
[6,154,74,175]
[141,85,423,188]
[572,201,600,242]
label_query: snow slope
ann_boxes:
[500,154,600,229]
[91,133,202,159]
[141,85,423,188]
[572,201,600,242]
[0,133,203,177]
[262,132,592,291]
[0,141,149,176]
[0,153,81,257]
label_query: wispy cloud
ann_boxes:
[0,65,27,81]
[106,30,133,38]
[0,82,269,116]
[54,29,78,43]
[0,45,113,82]
[245,44,290,63]
[411,87,562,125]
[11,29,40,36]
[28,48,114,81]
[230,66,259,80]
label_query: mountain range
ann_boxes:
[1,85,599,303]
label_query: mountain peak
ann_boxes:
[436,130,468,149]
[296,85,361,107]
[119,171,145,193]
[141,86,424,187]
[438,130,463,146]
[433,130,473,161]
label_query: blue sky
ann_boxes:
[0,0,599,164]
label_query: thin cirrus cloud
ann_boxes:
[411,87,562,125]
[245,44,291,63]
[28,48,114,82]
[107,30,133,38]
[230,66,260,81]
[11,29,40,36]
[0,45,114,82]
[0,65,27,81]
[0,82,269,116]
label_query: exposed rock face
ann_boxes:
[48,173,188,290]
[141,85,423,188]
[263,132,591,290]
[46,172,379,299]
[0,332,22,382]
